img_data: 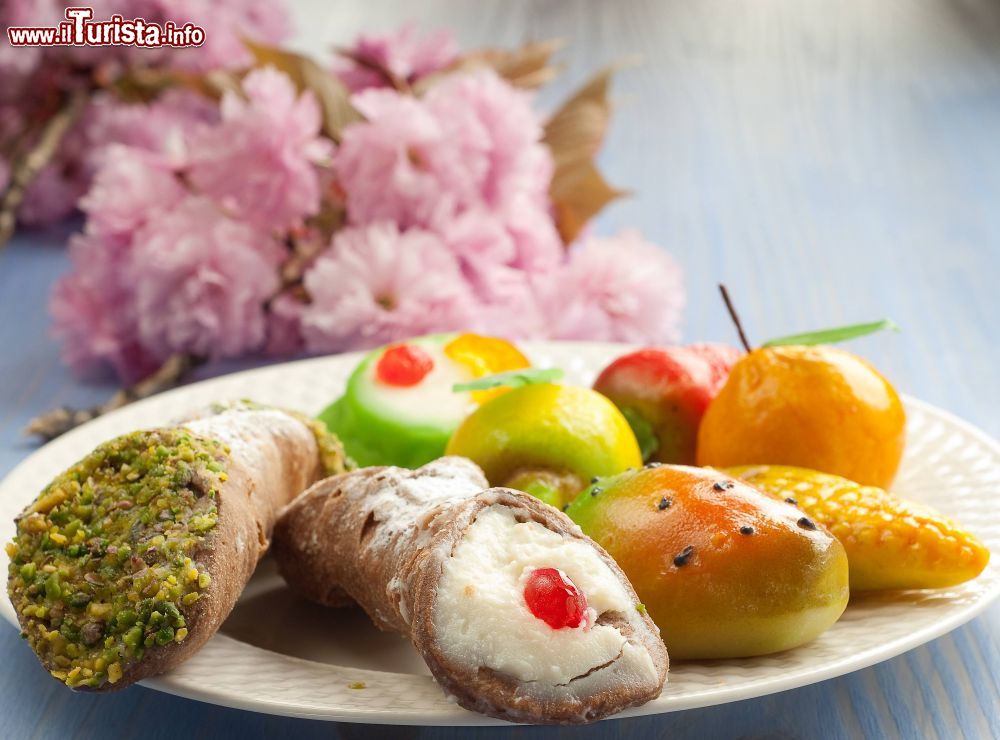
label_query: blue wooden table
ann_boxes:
[2,1,998,737]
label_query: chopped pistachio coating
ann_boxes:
[207,399,352,476]
[293,413,353,476]
[6,429,227,689]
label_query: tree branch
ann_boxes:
[24,353,205,441]
[0,86,91,250]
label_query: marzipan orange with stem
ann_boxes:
[697,345,906,489]
[728,465,990,591]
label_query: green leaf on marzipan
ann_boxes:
[761,319,901,348]
[452,367,564,393]
[621,407,660,462]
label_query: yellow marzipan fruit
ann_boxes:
[727,465,989,591]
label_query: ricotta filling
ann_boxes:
[435,506,640,685]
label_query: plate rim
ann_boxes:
[1,344,998,726]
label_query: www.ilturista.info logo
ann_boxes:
[6,7,206,48]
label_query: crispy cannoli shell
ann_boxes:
[273,457,668,724]
[97,408,332,690]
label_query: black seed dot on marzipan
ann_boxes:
[713,480,734,492]
[798,517,817,530]
[658,497,671,510]
[739,525,754,535]
[673,545,694,567]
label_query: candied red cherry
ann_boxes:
[523,567,587,629]
[376,344,434,387]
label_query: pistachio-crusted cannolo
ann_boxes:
[272,457,668,724]
[6,402,348,690]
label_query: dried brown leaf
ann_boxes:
[244,40,362,142]
[479,38,566,88]
[543,66,626,244]
[335,47,410,93]
[543,66,614,169]
[549,159,627,244]
[200,69,245,100]
[417,38,565,93]
[111,67,240,103]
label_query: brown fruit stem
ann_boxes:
[24,353,205,441]
[718,284,752,353]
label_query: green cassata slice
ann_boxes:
[318,334,470,469]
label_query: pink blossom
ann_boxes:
[187,67,331,233]
[37,19,691,374]
[336,69,554,232]
[85,89,219,166]
[55,0,169,69]
[18,163,88,226]
[300,221,476,352]
[433,206,555,339]
[52,176,291,380]
[334,89,475,228]
[5,90,214,227]
[159,0,291,72]
[0,104,21,146]
[462,262,549,340]
[497,195,564,273]
[128,195,285,360]
[541,231,685,344]
[435,207,517,267]
[1,0,289,230]
[58,0,289,72]
[425,69,553,209]
[50,233,159,382]
[80,145,186,239]
[264,292,305,356]
[330,70,564,342]
[334,24,457,92]
[0,0,61,78]
[14,103,95,225]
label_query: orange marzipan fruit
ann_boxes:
[697,345,906,489]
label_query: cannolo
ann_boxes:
[318,333,530,468]
[6,401,348,690]
[272,457,668,724]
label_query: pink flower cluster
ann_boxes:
[299,51,684,353]
[51,69,327,380]
[0,0,289,226]
[49,26,685,381]
[334,23,458,93]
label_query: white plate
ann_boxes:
[1,342,998,725]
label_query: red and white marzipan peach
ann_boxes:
[593,344,742,465]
